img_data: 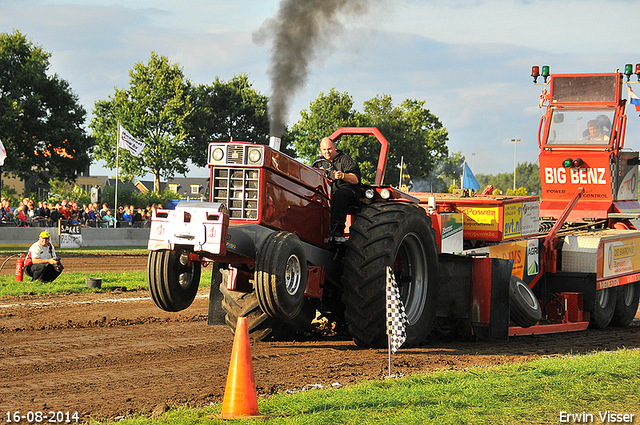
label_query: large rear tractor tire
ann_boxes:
[589,287,616,329]
[341,202,439,348]
[148,249,201,312]
[219,269,316,341]
[610,283,640,327]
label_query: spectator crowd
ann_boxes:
[0,196,163,228]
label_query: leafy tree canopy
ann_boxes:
[476,162,541,196]
[0,30,93,182]
[90,52,193,192]
[187,74,269,167]
[289,89,449,185]
[289,88,361,161]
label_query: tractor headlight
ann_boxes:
[380,188,392,200]
[212,147,224,162]
[365,189,375,199]
[248,147,262,164]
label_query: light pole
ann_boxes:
[511,139,520,191]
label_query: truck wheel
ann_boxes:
[147,249,201,312]
[341,202,439,348]
[255,231,307,320]
[610,283,640,327]
[509,275,541,328]
[589,287,615,328]
[219,270,316,341]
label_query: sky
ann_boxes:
[2,0,640,181]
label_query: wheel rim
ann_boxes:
[285,254,302,296]
[178,269,194,289]
[395,232,428,326]
[177,249,195,289]
[517,281,538,309]
[597,288,611,308]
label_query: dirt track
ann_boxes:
[1,254,639,422]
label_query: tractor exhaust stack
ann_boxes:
[269,136,281,151]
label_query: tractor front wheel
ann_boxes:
[148,249,201,312]
[255,232,308,320]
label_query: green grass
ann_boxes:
[0,269,213,297]
[90,349,640,425]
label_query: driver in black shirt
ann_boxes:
[312,137,361,241]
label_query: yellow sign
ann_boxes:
[603,238,640,278]
[503,203,523,239]
[488,240,528,279]
[457,205,499,230]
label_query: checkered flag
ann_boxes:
[386,266,407,354]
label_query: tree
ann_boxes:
[0,30,93,182]
[289,88,362,163]
[290,89,449,184]
[187,75,270,166]
[476,162,541,195]
[47,178,90,206]
[515,162,541,195]
[412,150,465,193]
[362,95,449,185]
[90,52,193,192]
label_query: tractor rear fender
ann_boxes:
[436,254,513,341]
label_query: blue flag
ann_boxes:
[462,162,480,190]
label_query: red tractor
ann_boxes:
[147,127,514,347]
[147,66,640,347]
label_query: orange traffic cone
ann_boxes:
[219,317,268,419]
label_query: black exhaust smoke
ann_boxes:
[254,0,380,139]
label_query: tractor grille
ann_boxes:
[212,168,260,220]
[226,145,245,164]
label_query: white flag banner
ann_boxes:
[0,140,6,166]
[118,124,145,157]
[386,266,407,354]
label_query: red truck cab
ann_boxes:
[537,72,640,223]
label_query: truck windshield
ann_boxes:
[547,109,614,145]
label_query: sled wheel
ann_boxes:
[610,283,640,327]
[147,249,200,312]
[589,287,616,328]
[255,231,307,320]
[341,202,439,348]
[509,275,541,328]
[219,269,316,341]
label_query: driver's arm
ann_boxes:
[334,170,359,184]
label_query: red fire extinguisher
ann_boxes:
[15,254,24,282]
